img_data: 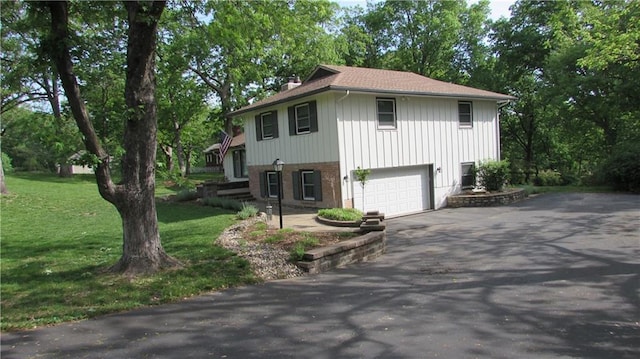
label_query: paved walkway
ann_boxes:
[2,193,639,358]
[247,201,353,232]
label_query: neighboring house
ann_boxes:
[228,65,515,217]
[222,133,248,182]
[203,143,223,171]
[57,151,94,175]
[204,132,247,182]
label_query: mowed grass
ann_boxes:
[1,173,255,332]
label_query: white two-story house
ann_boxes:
[228,65,515,217]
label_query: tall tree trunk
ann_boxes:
[48,1,181,276]
[185,149,192,176]
[173,118,186,176]
[161,144,174,172]
[0,155,7,194]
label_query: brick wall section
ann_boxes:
[447,188,526,208]
[248,161,342,209]
[296,231,386,274]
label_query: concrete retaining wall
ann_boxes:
[296,231,386,274]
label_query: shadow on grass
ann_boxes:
[155,201,235,224]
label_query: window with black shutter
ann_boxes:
[288,100,318,135]
[255,110,278,141]
[292,169,322,201]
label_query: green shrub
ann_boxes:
[509,166,527,185]
[560,171,580,186]
[476,160,510,191]
[175,189,199,202]
[236,203,258,220]
[533,169,563,186]
[599,145,640,193]
[317,208,363,221]
[1,152,13,173]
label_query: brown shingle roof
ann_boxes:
[229,65,515,116]
[230,132,245,148]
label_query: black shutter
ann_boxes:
[313,170,323,201]
[272,110,279,139]
[292,171,301,200]
[259,172,267,198]
[288,106,296,136]
[309,100,318,133]
[255,115,262,141]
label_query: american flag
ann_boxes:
[218,130,232,162]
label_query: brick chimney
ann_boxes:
[281,75,302,91]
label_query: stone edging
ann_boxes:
[315,215,362,227]
[447,188,526,208]
[296,231,386,274]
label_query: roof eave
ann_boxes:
[228,86,332,117]
[229,85,516,118]
[329,86,517,101]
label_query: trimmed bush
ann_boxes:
[318,208,363,222]
[477,160,510,191]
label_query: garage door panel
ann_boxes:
[352,166,431,217]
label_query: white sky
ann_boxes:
[338,0,516,21]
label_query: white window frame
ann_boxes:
[461,162,475,189]
[458,101,473,127]
[261,112,275,139]
[376,98,397,129]
[295,103,311,134]
[266,171,279,198]
[301,170,315,200]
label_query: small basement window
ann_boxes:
[461,162,476,189]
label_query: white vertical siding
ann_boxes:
[337,94,500,209]
[242,93,340,167]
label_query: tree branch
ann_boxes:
[47,1,116,202]
[188,65,223,94]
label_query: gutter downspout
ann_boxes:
[337,90,350,102]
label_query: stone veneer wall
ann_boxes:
[296,231,386,274]
[447,188,526,208]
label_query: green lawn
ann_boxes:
[0,173,255,332]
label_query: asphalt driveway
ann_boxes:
[2,193,639,358]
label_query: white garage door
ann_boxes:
[352,166,430,217]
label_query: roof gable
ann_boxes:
[229,65,515,117]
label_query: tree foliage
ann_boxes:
[170,0,341,133]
